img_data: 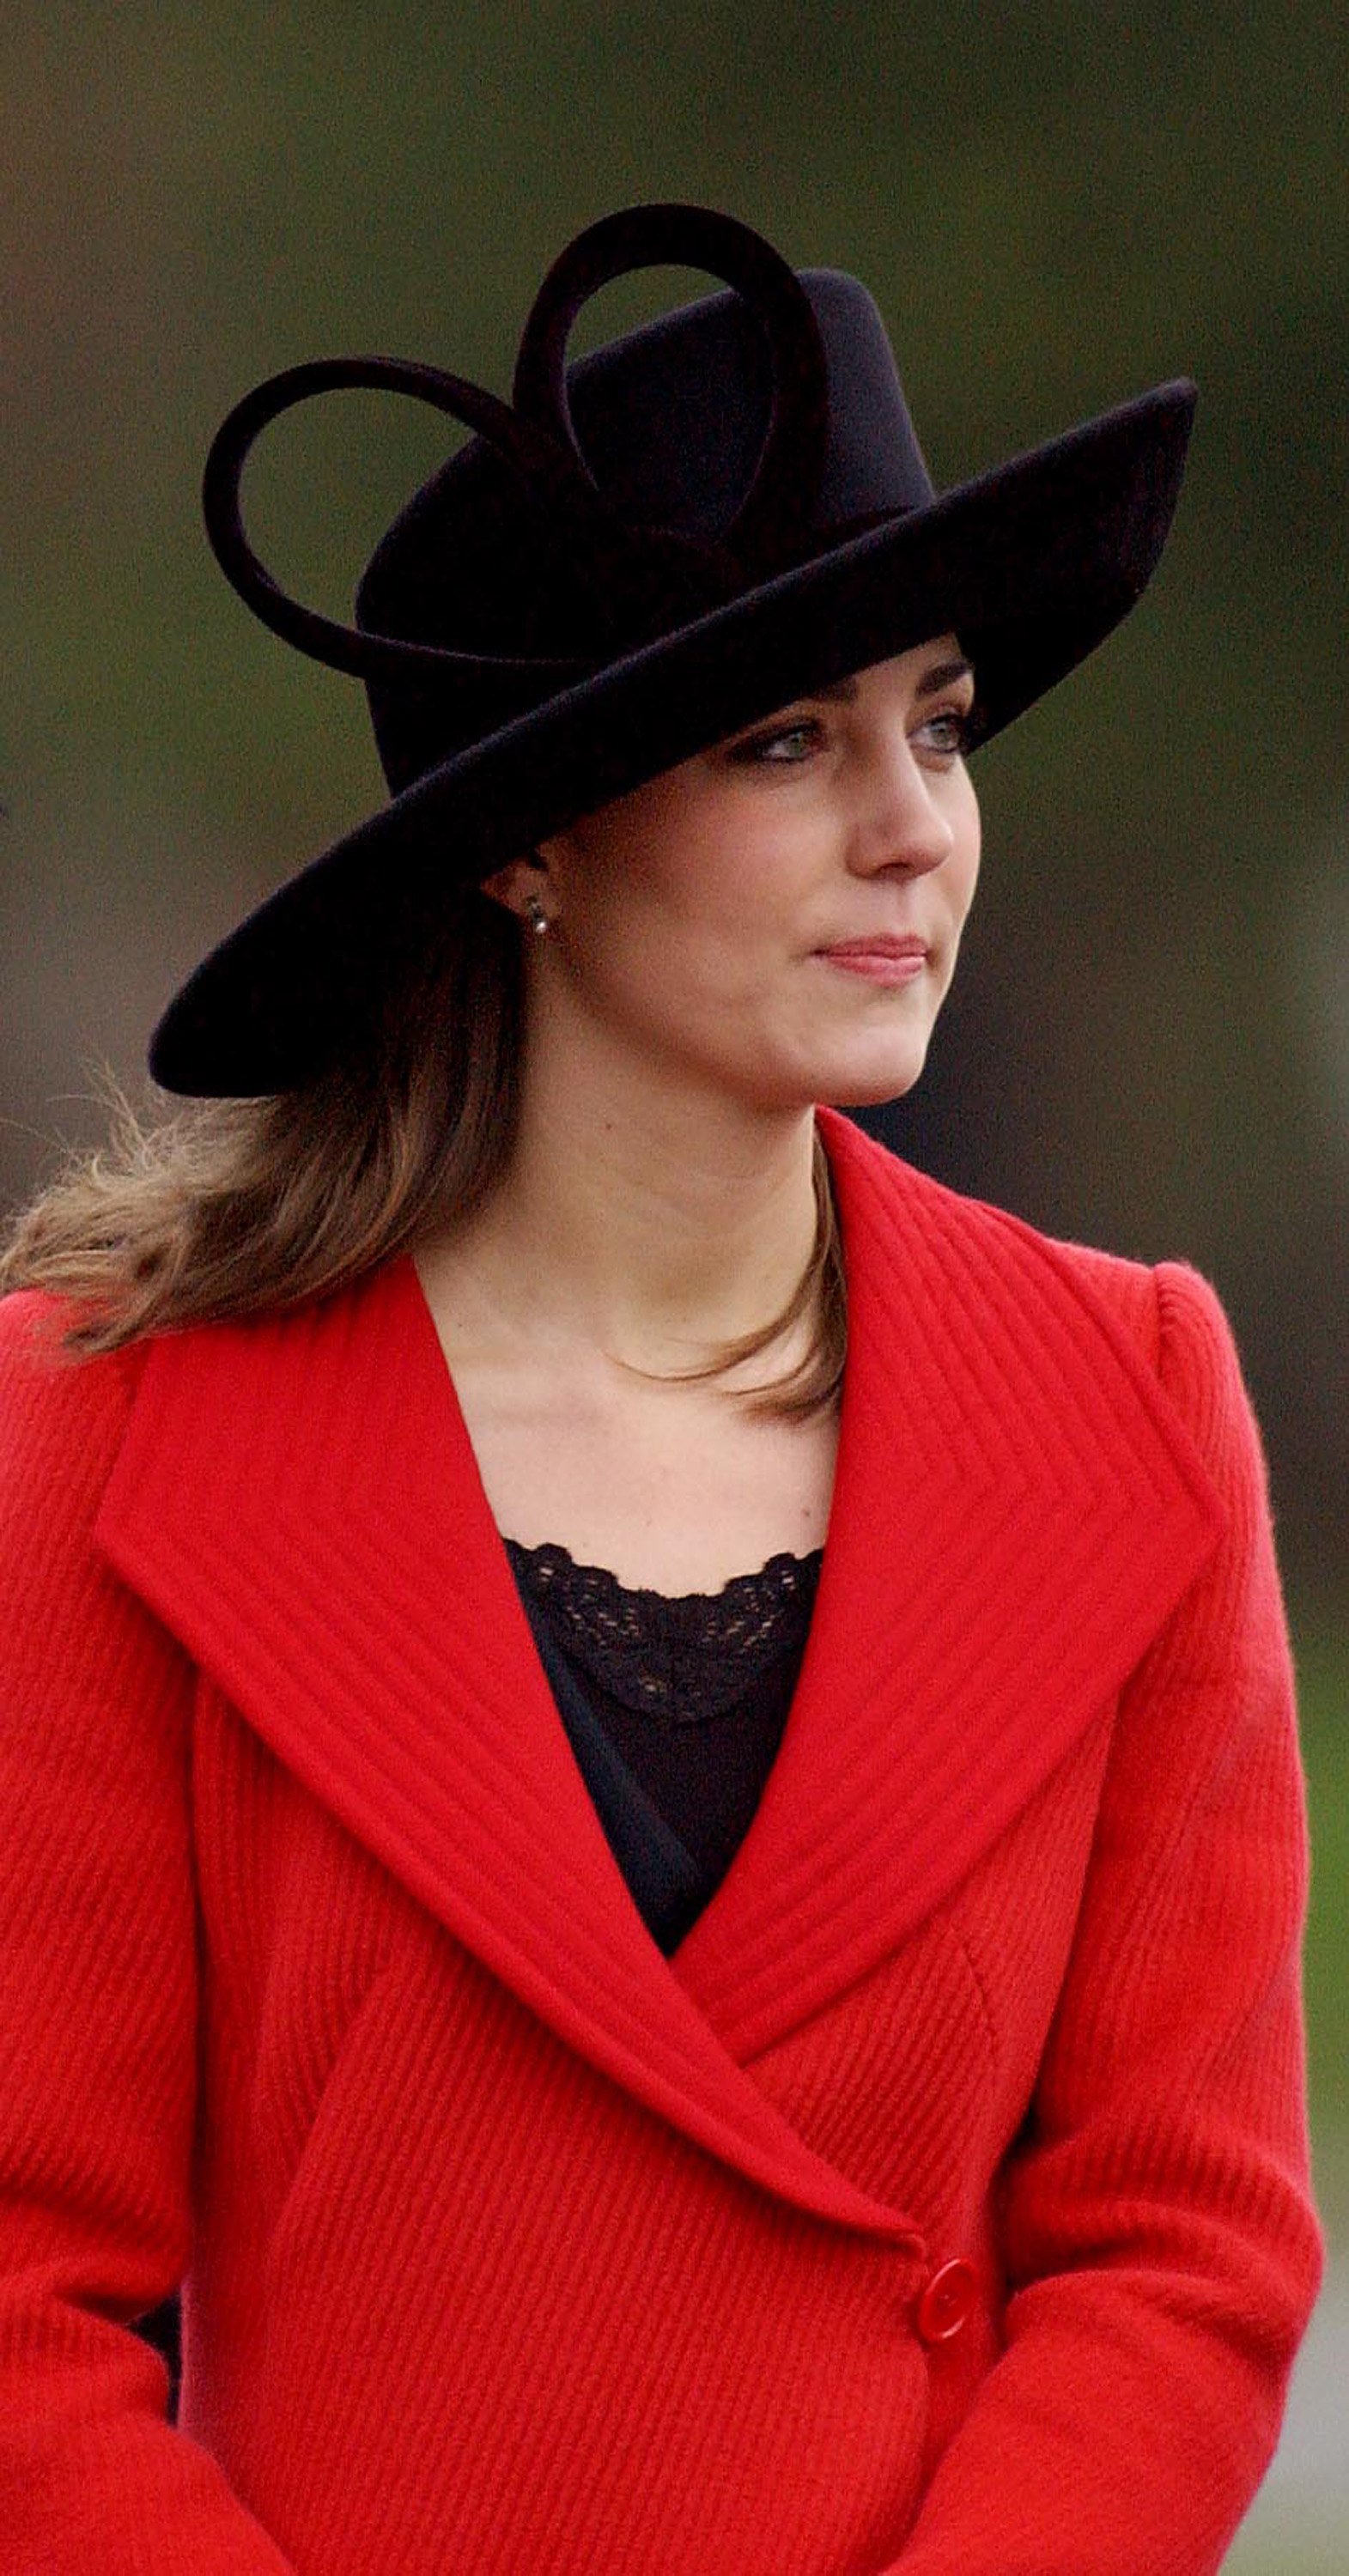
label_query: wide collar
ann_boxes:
[94,1109,1222,2244]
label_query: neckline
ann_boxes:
[499,1534,826,1610]
[500,1536,825,1725]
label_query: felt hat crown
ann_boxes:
[151,200,1196,1096]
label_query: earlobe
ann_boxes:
[479,850,550,918]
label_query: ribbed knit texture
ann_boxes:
[0,1110,1322,2573]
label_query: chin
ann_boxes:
[811,1042,933,1110]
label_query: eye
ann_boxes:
[915,703,977,759]
[726,716,824,766]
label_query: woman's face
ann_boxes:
[489,635,981,1115]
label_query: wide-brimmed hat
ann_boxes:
[149,201,1195,1097]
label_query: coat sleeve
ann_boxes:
[0,1299,295,2573]
[889,1261,1324,2576]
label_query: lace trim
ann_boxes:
[502,1537,823,1727]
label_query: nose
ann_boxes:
[847,733,957,879]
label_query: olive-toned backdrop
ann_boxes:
[3,6,1344,2564]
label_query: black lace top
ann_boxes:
[502,1539,823,1954]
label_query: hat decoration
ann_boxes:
[202,206,835,685]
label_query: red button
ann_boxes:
[915,2257,978,2346]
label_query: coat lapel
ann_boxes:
[94,1108,1222,2237]
[672,1110,1225,2056]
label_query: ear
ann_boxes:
[478,851,548,920]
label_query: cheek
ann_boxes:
[949,781,981,920]
[569,793,793,962]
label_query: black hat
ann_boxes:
[150,201,1195,1097]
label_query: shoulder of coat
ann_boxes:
[822,1114,1164,1361]
[0,1289,151,1466]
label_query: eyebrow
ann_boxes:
[810,655,975,706]
[915,655,975,698]
[722,654,978,756]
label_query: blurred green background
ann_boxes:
[3,5,1345,2562]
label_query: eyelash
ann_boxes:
[728,704,977,767]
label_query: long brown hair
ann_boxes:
[2,886,846,1419]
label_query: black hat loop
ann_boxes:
[513,203,831,573]
[200,211,836,694]
[201,354,600,684]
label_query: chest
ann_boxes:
[190,1666,1117,2242]
[432,1352,840,1594]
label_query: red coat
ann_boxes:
[0,1108,1322,2573]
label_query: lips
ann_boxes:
[819,935,929,962]
[815,933,932,987]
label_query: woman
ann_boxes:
[0,203,1322,2573]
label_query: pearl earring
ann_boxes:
[525,895,550,938]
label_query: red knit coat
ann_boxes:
[0,1108,1322,2574]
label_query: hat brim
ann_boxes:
[151,380,1194,1096]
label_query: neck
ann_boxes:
[428,995,822,1374]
